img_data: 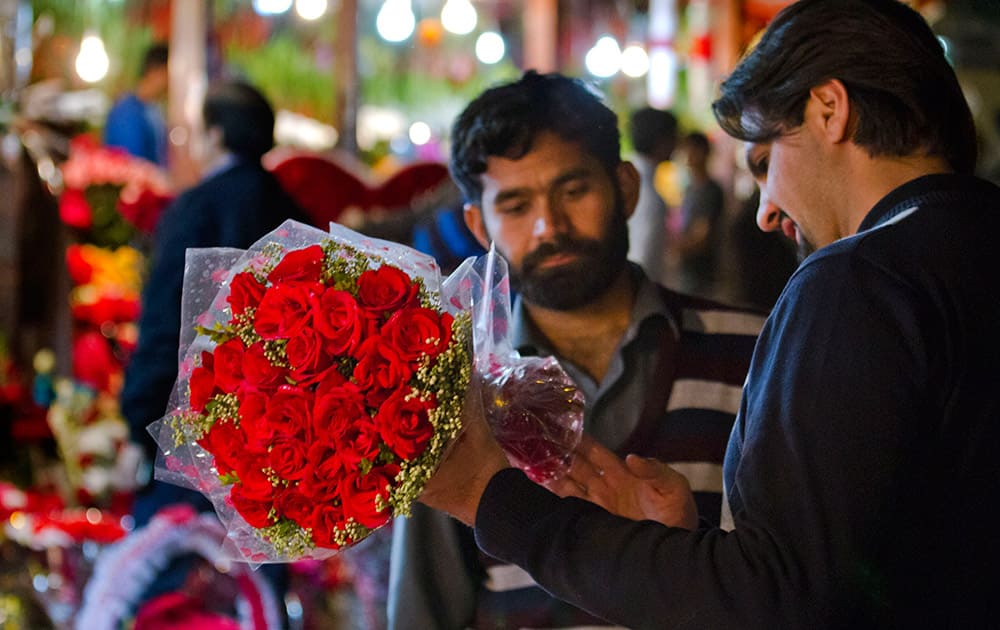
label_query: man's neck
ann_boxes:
[202,151,240,180]
[523,269,637,383]
[839,150,952,237]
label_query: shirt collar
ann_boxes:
[857,173,988,233]
[511,263,677,356]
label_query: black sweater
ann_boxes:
[475,174,1000,629]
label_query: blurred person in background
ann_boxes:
[121,79,307,620]
[104,43,169,167]
[671,131,725,297]
[625,107,677,285]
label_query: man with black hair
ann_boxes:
[626,107,677,284]
[418,1,1000,628]
[389,70,764,629]
[123,79,308,527]
[120,78,307,620]
[105,43,170,166]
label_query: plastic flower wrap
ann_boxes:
[452,246,586,484]
[148,220,584,563]
[149,220,471,562]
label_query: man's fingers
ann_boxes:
[576,434,628,477]
[624,453,664,479]
[545,475,587,500]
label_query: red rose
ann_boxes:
[268,436,310,481]
[238,390,269,427]
[286,328,333,384]
[353,336,412,405]
[382,308,453,362]
[313,381,367,437]
[72,331,116,392]
[59,188,93,229]
[65,245,93,285]
[313,288,364,356]
[233,457,276,501]
[189,353,217,412]
[300,441,345,501]
[315,368,348,396]
[241,404,278,451]
[212,338,246,393]
[197,418,245,476]
[227,272,266,316]
[254,283,320,340]
[331,419,382,469]
[356,266,419,314]
[276,487,315,529]
[263,386,314,441]
[310,503,346,549]
[230,483,275,528]
[375,389,435,461]
[267,245,325,285]
[339,463,399,529]
[242,342,287,391]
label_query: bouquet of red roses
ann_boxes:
[148,220,583,563]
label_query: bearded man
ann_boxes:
[387,71,766,630]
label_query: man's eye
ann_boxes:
[752,157,769,177]
[498,202,527,215]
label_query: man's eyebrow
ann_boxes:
[550,167,591,188]
[491,167,592,205]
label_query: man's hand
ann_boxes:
[419,381,511,526]
[546,434,699,529]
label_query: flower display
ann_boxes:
[59,135,173,247]
[151,221,472,561]
[45,378,140,505]
[0,482,127,549]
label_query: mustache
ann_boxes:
[521,237,599,275]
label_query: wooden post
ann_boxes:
[523,0,557,72]
[335,0,359,156]
[168,0,207,189]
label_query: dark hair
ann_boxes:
[140,43,169,76]
[713,0,976,174]
[450,70,621,204]
[202,81,275,160]
[683,131,711,154]
[629,107,678,156]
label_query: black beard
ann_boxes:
[513,209,629,311]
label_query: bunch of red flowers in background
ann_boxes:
[59,135,173,247]
[162,231,470,561]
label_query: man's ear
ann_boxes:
[616,161,641,220]
[808,79,852,144]
[463,203,491,249]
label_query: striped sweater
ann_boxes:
[387,271,764,630]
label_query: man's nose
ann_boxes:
[532,200,568,239]
[756,190,782,233]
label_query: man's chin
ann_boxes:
[519,263,620,311]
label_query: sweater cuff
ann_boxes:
[474,467,560,563]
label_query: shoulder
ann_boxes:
[107,94,141,116]
[658,285,767,338]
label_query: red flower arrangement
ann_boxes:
[150,221,585,563]
[151,221,471,561]
[59,135,173,247]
